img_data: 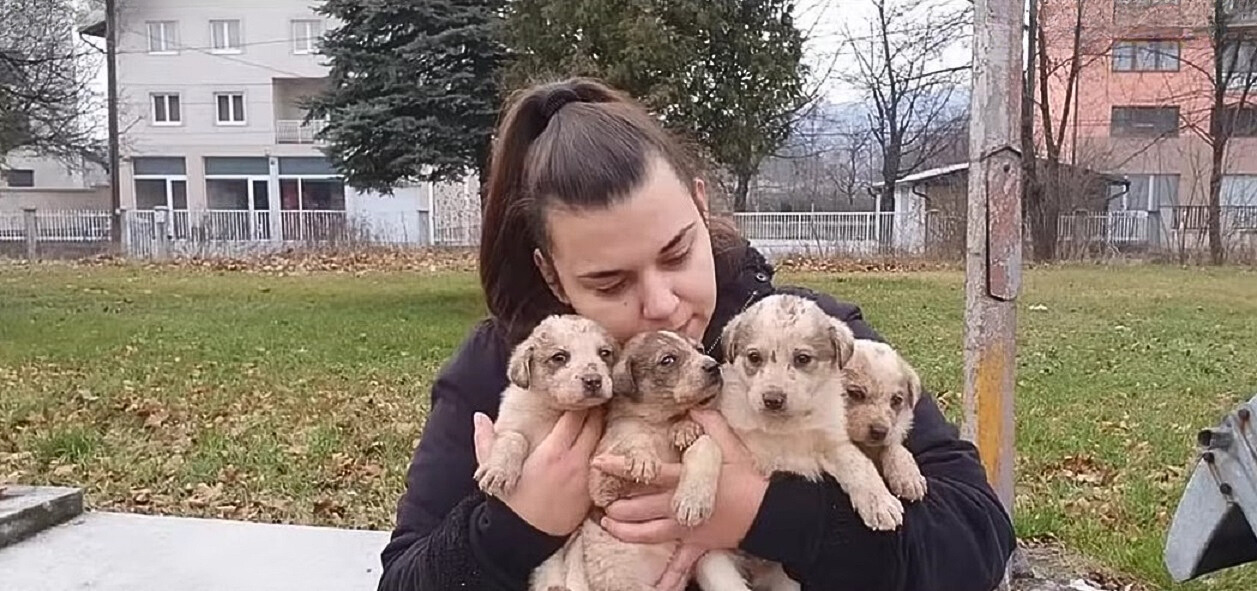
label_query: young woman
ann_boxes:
[376,77,1015,591]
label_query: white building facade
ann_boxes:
[85,0,445,246]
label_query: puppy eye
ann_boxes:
[659,354,676,367]
[746,351,763,365]
[598,347,613,360]
[793,352,812,366]
[846,386,866,401]
[550,351,569,364]
[891,394,904,408]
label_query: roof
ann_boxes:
[80,10,105,37]
[870,160,1129,189]
[870,163,968,188]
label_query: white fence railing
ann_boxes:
[1058,210,1149,244]
[6,207,1251,261]
[275,119,327,144]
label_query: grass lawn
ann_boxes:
[2,262,1256,589]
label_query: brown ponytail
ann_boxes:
[479,77,746,345]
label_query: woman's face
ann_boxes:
[535,157,718,345]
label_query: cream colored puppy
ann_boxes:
[562,329,727,591]
[693,294,905,591]
[474,313,618,499]
[843,338,927,502]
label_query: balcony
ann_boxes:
[1228,0,1257,26]
[273,76,329,145]
[276,118,327,144]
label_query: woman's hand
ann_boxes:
[593,409,768,591]
[473,408,604,536]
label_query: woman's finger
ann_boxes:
[603,491,673,522]
[539,409,590,452]
[600,515,683,545]
[473,412,496,465]
[572,407,605,456]
[591,455,683,487]
[689,409,752,461]
[655,543,708,591]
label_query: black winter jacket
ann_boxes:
[377,244,1016,591]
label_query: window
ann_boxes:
[1221,40,1257,89]
[134,178,188,210]
[280,178,345,210]
[1223,106,1257,136]
[210,20,242,53]
[151,93,181,125]
[215,92,246,125]
[1112,40,1179,72]
[1110,106,1179,137]
[292,20,322,54]
[3,169,34,187]
[147,21,177,54]
[1111,174,1178,211]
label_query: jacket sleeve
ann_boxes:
[377,321,568,591]
[738,287,1017,591]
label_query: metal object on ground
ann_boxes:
[1165,393,1257,581]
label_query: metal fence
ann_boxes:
[4,206,1255,263]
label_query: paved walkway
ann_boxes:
[0,510,391,590]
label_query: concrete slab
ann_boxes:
[0,511,392,591]
[0,485,83,549]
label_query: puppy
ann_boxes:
[843,338,927,502]
[693,294,904,591]
[568,329,727,591]
[474,313,618,499]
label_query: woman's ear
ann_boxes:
[693,177,709,221]
[533,248,569,305]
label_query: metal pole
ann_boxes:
[964,0,1024,526]
[106,0,122,249]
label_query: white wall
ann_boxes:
[346,186,432,245]
[3,149,107,189]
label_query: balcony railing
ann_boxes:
[275,119,327,144]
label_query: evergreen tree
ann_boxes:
[307,0,508,195]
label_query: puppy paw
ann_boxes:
[671,480,717,527]
[850,488,904,531]
[624,450,661,483]
[473,462,519,498]
[882,446,927,502]
[670,419,704,450]
[589,471,625,508]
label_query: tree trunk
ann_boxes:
[1208,140,1225,265]
[733,171,752,212]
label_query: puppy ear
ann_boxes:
[507,341,533,388]
[611,354,638,401]
[903,357,922,409]
[720,312,745,362]
[828,318,856,368]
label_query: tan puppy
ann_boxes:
[562,329,727,591]
[693,294,904,591]
[843,338,927,502]
[475,314,618,499]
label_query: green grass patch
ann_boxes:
[2,263,1255,588]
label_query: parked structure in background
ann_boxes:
[76,0,480,254]
[1039,0,1257,259]
[0,149,110,213]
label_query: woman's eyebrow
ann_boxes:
[576,222,695,280]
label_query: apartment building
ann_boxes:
[81,0,439,244]
[1039,0,1257,219]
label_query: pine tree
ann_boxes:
[307,0,508,195]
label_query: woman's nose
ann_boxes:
[639,272,680,322]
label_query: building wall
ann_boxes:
[1039,0,1257,208]
[3,149,108,189]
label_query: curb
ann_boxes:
[0,486,84,550]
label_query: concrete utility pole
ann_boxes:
[106,0,122,248]
[963,0,1023,525]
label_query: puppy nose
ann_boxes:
[868,425,889,442]
[762,389,787,411]
[581,374,603,394]
[702,358,720,375]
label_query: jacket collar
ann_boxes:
[702,242,775,361]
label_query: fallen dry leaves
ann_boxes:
[35,246,479,276]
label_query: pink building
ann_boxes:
[1039,0,1257,218]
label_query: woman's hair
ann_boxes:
[479,76,746,344]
